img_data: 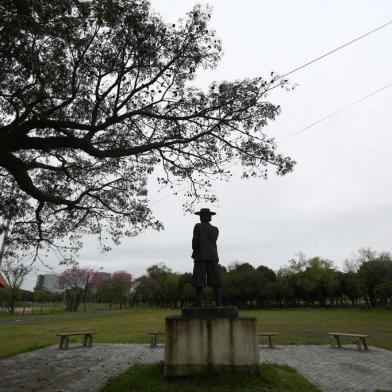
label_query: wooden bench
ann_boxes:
[147,332,165,348]
[57,332,96,349]
[257,332,279,348]
[326,332,369,351]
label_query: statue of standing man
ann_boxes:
[191,208,222,306]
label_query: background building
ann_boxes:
[0,273,9,288]
[35,274,62,293]
[95,272,111,280]
[35,271,111,294]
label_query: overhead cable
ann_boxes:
[280,82,392,141]
[277,19,392,81]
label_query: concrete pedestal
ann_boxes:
[164,315,259,377]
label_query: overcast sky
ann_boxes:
[23,0,392,289]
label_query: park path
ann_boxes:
[0,344,391,392]
[0,309,126,324]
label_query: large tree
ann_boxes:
[0,257,32,313]
[357,251,392,307]
[0,0,295,261]
[97,270,132,308]
[58,265,100,310]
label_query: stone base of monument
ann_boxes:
[164,307,259,377]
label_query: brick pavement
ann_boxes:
[0,344,391,392]
[261,344,392,392]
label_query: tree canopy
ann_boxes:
[59,265,100,310]
[128,250,392,309]
[0,0,295,262]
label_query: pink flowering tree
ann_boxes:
[59,266,101,311]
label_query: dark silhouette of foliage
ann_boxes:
[126,250,392,309]
[96,271,132,308]
[357,252,392,307]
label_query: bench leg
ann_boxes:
[268,335,274,348]
[336,336,342,348]
[88,335,93,347]
[64,336,69,349]
[355,339,363,351]
[361,338,369,351]
[83,335,88,347]
[59,336,65,349]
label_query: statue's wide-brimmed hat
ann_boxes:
[195,208,216,216]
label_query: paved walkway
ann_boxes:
[262,345,392,392]
[1,344,391,392]
[0,310,126,324]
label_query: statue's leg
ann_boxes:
[206,262,222,306]
[192,261,205,306]
[213,286,221,306]
[195,286,202,306]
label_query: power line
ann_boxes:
[280,82,392,141]
[149,20,392,205]
[150,82,392,204]
[150,192,182,205]
[278,19,392,81]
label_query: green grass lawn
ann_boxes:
[99,362,321,392]
[0,307,391,358]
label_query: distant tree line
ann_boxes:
[129,248,392,309]
[58,266,133,311]
[1,247,392,313]
[0,266,133,313]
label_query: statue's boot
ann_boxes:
[194,286,202,306]
[214,287,221,306]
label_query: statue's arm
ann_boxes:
[192,223,200,259]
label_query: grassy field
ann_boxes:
[0,307,391,358]
[100,362,321,392]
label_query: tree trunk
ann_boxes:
[9,288,17,314]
